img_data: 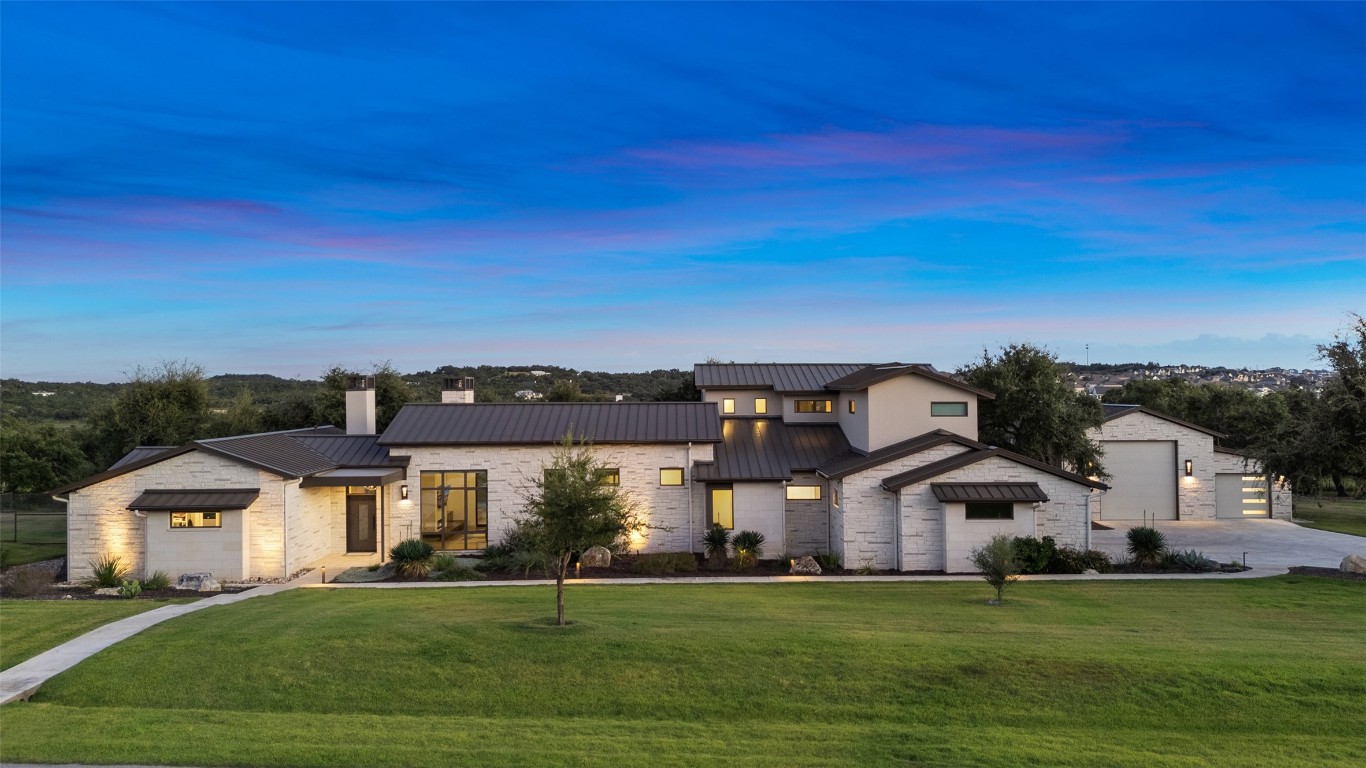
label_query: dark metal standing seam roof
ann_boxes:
[109,446,177,470]
[693,363,868,392]
[816,430,986,479]
[378,402,723,445]
[931,483,1049,503]
[881,448,1109,492]
[825,363,996,399]
[292,435,398,467]
[195,432,339,477]
[692,420,851,481]
[126,488,260,511]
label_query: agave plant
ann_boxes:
[731,530,765,570]
[87,554,129,588]
[1125,526,1167,567]
[702,525,731,565]
[1166,548,1217,573]
[389,538,435,579]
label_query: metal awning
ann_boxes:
[299,467,405,488]
[127,488,260,511]
[931,482,1048,503]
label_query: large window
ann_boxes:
[786,485,822,501]
[931,401,969,417]
[709,485,734,529]
[794,399,833,413]
[659,468,685,486]
[754,397,767,415]
[965,502,1013,520]
[421,470,488,550]
[170,511,220,529]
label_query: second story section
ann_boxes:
[695,362,992,452]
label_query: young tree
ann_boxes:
[958,344,1107,475]
[519,433,638,625]
[969,534,1020,604]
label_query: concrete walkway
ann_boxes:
[0,579,302,706]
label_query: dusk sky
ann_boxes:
[2,2,1363,382]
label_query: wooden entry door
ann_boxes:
[346,494,377,552]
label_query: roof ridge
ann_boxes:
[198,425,339,442]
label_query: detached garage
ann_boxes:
[1215,474,1269,519]
[1098,440,1177,521]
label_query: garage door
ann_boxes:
[1100,441,1178,520]
[1216,474,1269,518]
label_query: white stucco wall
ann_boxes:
[702,389,777,417]
[866,375,979,450]
[729,482,784,555]
[1089,412,1217,520]
[145,509,249,580]
[781,394,840,424]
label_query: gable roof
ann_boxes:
[881,447,1108,492]
[693,419,850,482]
[825,363,995,399]
[1099,404,1225,438]
[817,430,985,480]
[109,446,177,470]
[378,402,722,446]
[693,363,868,393]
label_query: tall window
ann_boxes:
[421,470,489,550]
[754,397,767,415]
[170,511,220,529]
[722,398,736,414]
[931,401,969,417]
[794,399,832,413]
[965,502,1013,520]
[709,485,734,529]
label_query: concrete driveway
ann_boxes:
[1091,519,1364,570]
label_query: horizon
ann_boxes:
[2,3,1363,381]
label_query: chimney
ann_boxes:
[345,375,376,434]
[441,376,475,404]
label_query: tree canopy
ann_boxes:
[958,344,1106,476]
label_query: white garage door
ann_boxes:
[1216,474,1269,518]
[1101,441,1178,521]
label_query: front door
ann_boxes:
[346,494,377,552]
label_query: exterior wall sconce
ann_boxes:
[1184,460,1193,477]
[400,484,410,501]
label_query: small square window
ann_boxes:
[597,468,620,486]
[931,401,969,417]
[722,398,736,414]
[754,397,767,415]
[659,468,685,486]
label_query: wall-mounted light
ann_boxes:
[400,484,409,501]
[1184,459,1193,477]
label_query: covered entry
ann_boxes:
[1099,441,1178,520]
[1216,474,1268,518]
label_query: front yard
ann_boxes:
[1294,497,1366,537]
[1,577,1363,767]
[0,599,190,670]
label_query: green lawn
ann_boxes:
[0,599,190,671]
[2,579,1364,767]
[1294,497,1366,537]
[0,510,66,566]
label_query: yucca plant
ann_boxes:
[143,570,172,590]
[1125,526,1167,567]
[731,530,765,570]
[88,554,129,588]
[702,525,730,566]
[389,538,435,579]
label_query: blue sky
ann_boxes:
[2,1,1363,381]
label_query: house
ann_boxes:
[1087,404,1292,522]
[57,363,1108,581]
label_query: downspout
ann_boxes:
[379,483,387,563]
[282,479,291,580]
[687,442,694,552]
[780,479,788,555]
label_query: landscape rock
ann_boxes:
[94,587,121,596]
[1082,569,1100,575]
[790,555,822,575]
[176,572,222,592]
[1341,554,1366,575]
[579,546,612,568]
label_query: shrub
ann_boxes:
[1013,536,1057,574]
[856,558,878,576]
[731,530,765,570]
[432,563,484,582]
[88,554,129,588]
[512,548,551,577]
[3,565,55,597]
[118,579,142,598]
[389,538,434,579]
[970,534,1021,603]
[1166,549,1218,572]
[702,525,730,566]
[1126,526,1167,566]
[1047,547,1112,574]
[143,570,171,590]
[633,552,698,575]
[816,552,842,571]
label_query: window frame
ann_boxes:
[964,501,1014,520]
[794,399,833,414]
[721,397,736,414]
[930,401,969,417]
[169,511,221,529]
[785,485,822,501]
[659,467,685,487]
[597,468,621,486]
[420,469,490,551]
[708,484,734,530]
[754,397,767,415]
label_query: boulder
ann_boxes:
[176,572,222,592]
[94,587,121,596]
[1082,569,1100,576]
[790,555,822,575]
[579,546,612,569]
[1341,554,1366,575]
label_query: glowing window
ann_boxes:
[660,468,685,486]
[785,485,822,501]
[170,511,221,529]
[709,486,734,529]
[794,399,833,413]
[754,398,767,414]
[722,398,736,414]
[597,468,620,486]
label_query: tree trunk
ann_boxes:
[556,552,570,626]
[1333,473,1347,497]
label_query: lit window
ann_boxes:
[722,398,736,414]
[710,486,734,529]
[421,470,489,551]
[965,502,1013,520]
[754,398,767,415]
[597,468,620,486]
[848,400,856,414]
[170,511,221,529]
[832,486,840,507]
[931,401,969,417]
[660,468,685,486]
[794,399,833,413]
[786,485,822,501]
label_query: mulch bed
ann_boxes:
[1287,566,1366,582]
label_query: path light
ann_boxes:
[320,565,326,584]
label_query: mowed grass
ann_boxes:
[0,511,66,566]
[2,578,1364,767]
[0,599,192,671]
[1294,497,1366,537]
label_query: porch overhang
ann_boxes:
[930,482,1048,503]
[299,467,406,488]
[127,488,260,511]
